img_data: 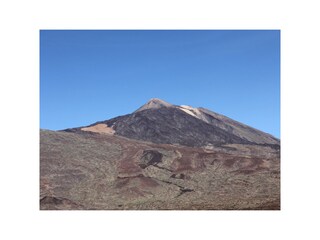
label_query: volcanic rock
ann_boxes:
[41,98,280,210]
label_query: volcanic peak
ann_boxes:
[134,98,173,112]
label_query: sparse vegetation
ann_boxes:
[40,130,280,210]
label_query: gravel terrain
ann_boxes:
[41,99,280,210]
[40,130,280,210]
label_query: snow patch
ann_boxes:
[180,105,194,110]
[178,107,198,118]
[179,105,210,123]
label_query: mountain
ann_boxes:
[41,98,280,210]
[65,98,279,147]
[134,98,174,112]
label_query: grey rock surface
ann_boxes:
[65,98,279,147]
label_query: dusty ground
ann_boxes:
[81,123,115,134]
[40,130,280,210]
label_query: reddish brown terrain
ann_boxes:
[40,98,280,210]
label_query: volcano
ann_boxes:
[66,98,279,147]
[40,98,280,210]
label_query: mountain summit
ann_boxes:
[65,98,279,148]
[134,98,173,112]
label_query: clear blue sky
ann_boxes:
[40,30,280,138]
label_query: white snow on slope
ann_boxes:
[179,105,198,118]
[178,105,210,123]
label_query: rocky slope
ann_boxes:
[41,98,280,210]
[40,130,280,210]
[65,98,279,147]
